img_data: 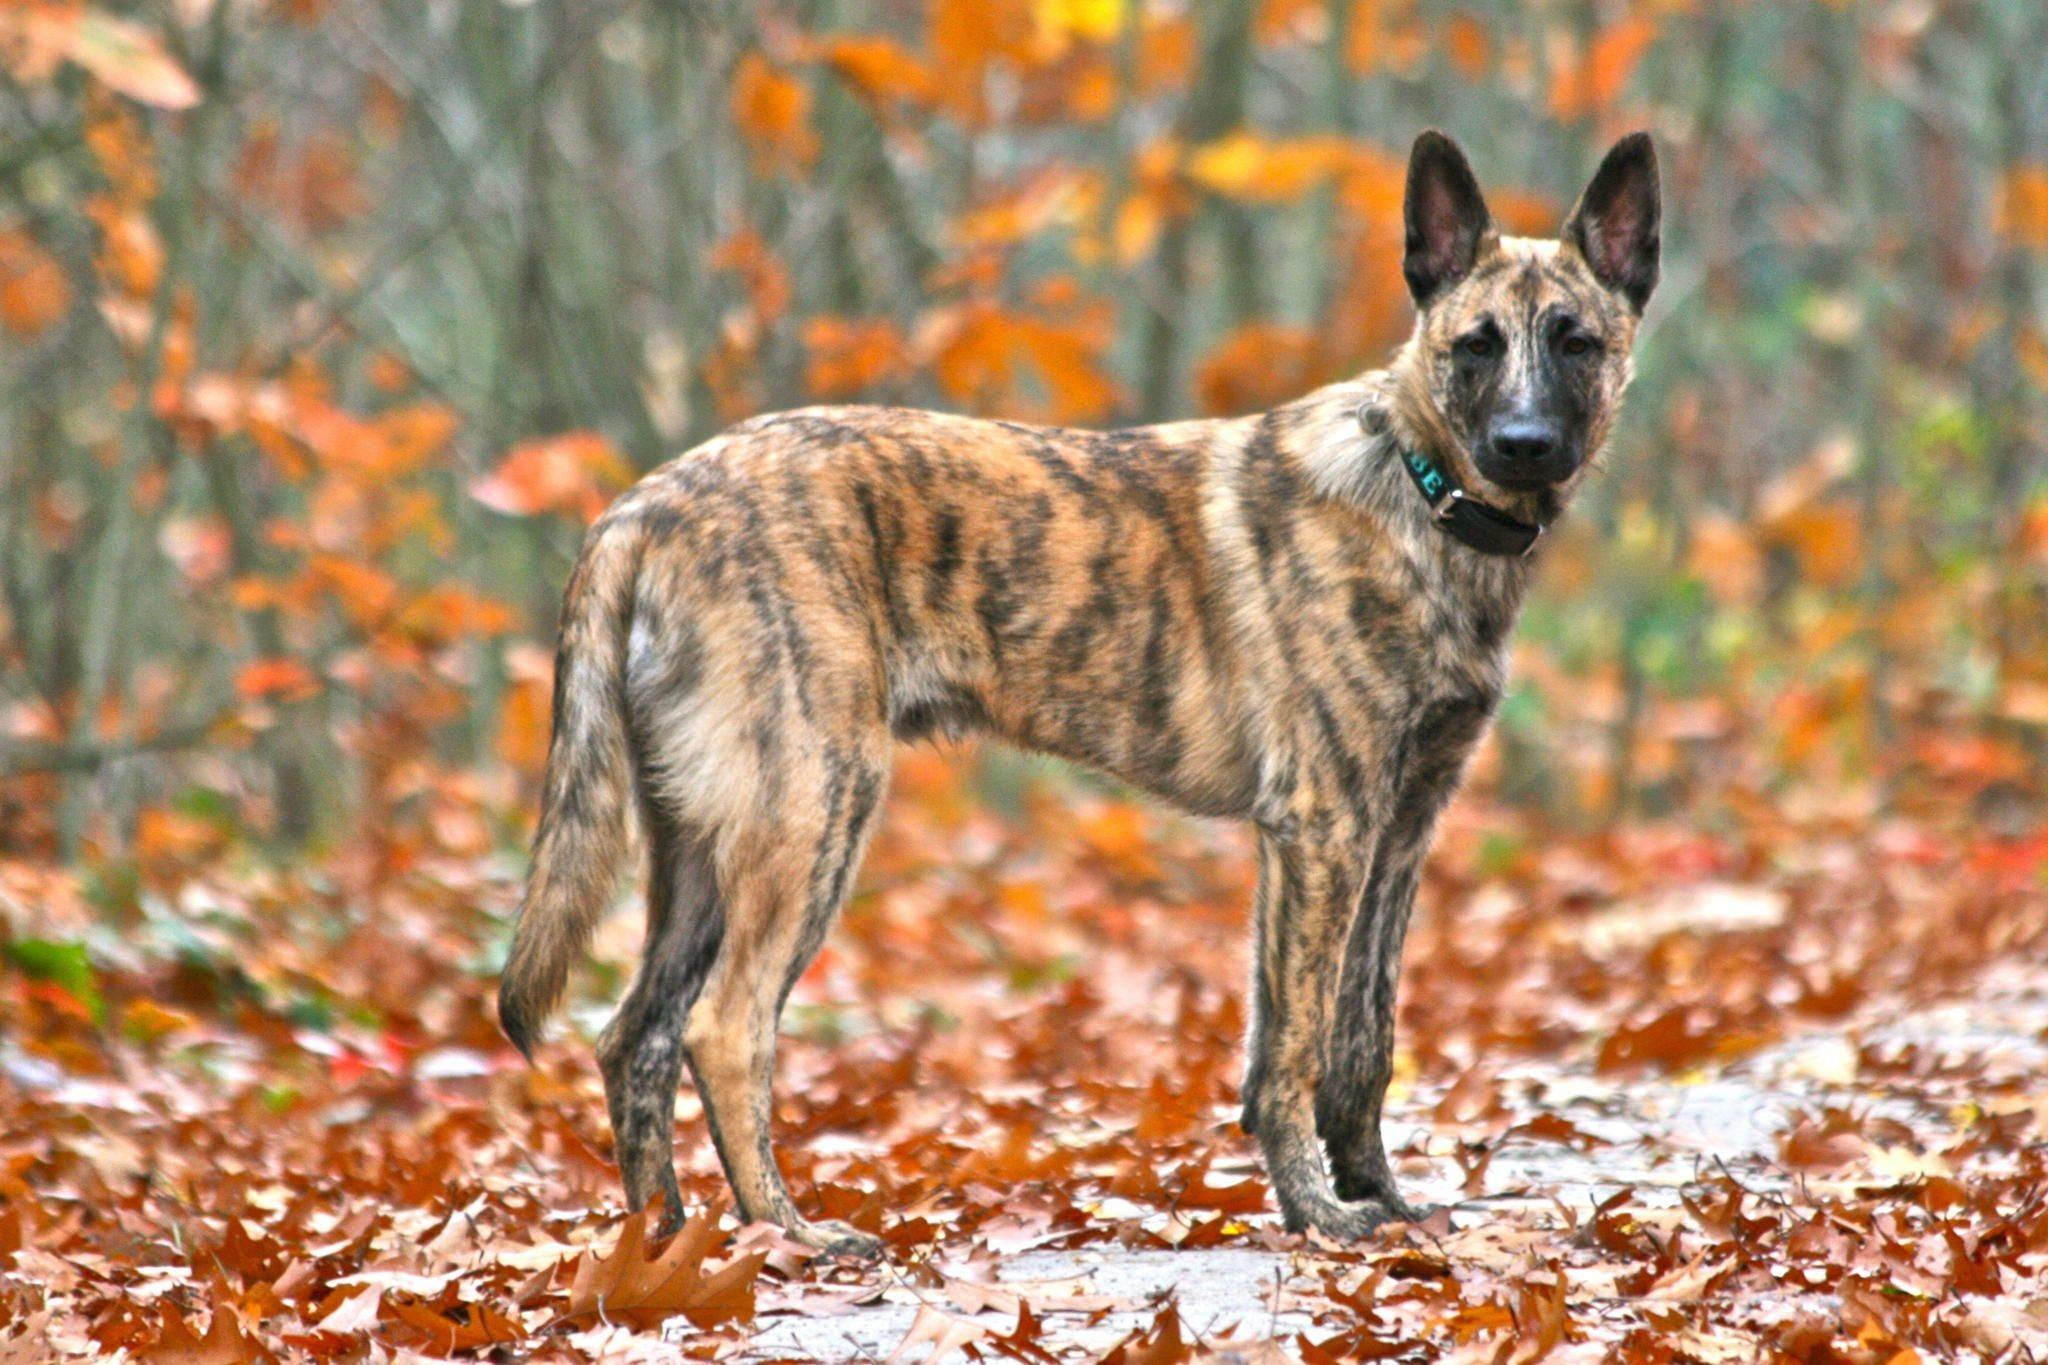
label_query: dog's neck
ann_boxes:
[1294,365,1551,615]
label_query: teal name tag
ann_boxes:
[1407,452,1444,498]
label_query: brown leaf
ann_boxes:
[384,1298,528,1354]
[1099,1303,1189,1365]
[138,1302,255,1365]
[1782,1111,1869,1171]
[556,1207,766,1331]
[311,1286,380,1336]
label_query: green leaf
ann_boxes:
[5,938,106,1025]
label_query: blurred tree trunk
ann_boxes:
[1985,5,2042,668]
[1311,0,1354,352]
[1140,0,1253,419]
[1819,3,1891,759]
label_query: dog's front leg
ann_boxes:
[1241,821,1398,1241]
[1317,698,1489,1213]
[1317,845,1429,1214]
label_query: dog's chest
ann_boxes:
[1249,544,1517,805]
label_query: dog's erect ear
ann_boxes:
[1565,132,1661,312]
[1403,130,1496,308]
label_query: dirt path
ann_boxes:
[732,962,2048,1361]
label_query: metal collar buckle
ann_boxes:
[1430,487,1463,521]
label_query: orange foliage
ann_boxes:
[1548,17,1659,123]
[471,432,634,524]
[928,0,1037,121]
[87,197,163,298]
[233,124,367,230]
[1443,13,1490,79]
[1137,14,1196,93]
[556,1208,765,1331]
[1187,133,1351,203]
[930,0,1036,72]
[803,316,909,398]
[925,300,1120,423]
[495,643,554,778]
[234,657,321,703]
[1194,322,1327,416]
[953,167,1097,257]
[708,227,792,327]
[363,350,411,393]
[732,52,819,175]
[1256,0,1323,46]
[1687,512,1766,606]
[1487,187,1562,239]
[7,741,2047,1355]
[82,93,156,202]
[814,34,938,112]
[1996,163,2048,250]
[0,228,71,337]
[1346,0,1430,76]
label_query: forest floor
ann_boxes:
[743,962,2048,1362]
[4,751,2046,1361]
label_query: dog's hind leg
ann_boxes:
[596,802,722,1234]
[681,742,890,1258]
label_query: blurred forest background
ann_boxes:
[5,2,2048,1359]
[3,0,2046,861]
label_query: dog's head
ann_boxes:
[1398,130,1660,498]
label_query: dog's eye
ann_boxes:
[1560,334,1598,358]
[1456,335,1495,360]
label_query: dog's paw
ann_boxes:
[1287,1194,1434,1242]
[1369,1194,1439,1226]
[1346,1189,1437,1225]
[794,1219,886,1262]
[1330,1171,1437,1224]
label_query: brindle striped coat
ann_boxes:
[499,130,1661,1255]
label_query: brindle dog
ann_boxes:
[499,130,1661,1256]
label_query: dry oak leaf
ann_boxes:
[313,1285,382,1335]
[554,1207,767,1332]
[138,1301,258,1365]
[385,1297,529,1355]
[886,1303,988,1363]
[1099,1303,1191,1365]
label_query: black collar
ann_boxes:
[1360,404,1543,558]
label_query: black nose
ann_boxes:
[1490,422,1559,464]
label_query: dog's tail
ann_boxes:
[498,520,641,1060]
